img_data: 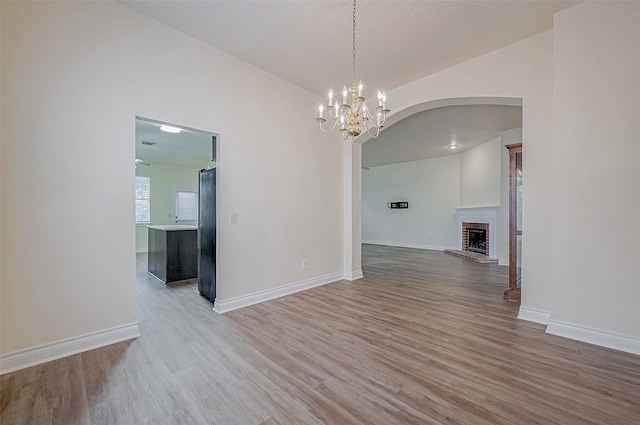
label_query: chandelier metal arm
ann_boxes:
[317,118,340,133]
[362,114,382,138]
[365,126,381,139]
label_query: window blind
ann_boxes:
[135,176,150,224]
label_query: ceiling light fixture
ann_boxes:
[449,144,459,149]
[135,158,151,167]
[159,125,182,134]
[316,0,389,140]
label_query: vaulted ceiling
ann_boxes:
[123,1,577,167]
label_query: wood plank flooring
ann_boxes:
[2,244,640,424]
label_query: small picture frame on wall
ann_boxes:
[388,201,408,209]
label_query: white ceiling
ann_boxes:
[119,0,577,96]
[362,104,522,167]
[122,0,576,167]
[135,119,215,169]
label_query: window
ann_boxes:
[135,176,151,224]
[174,188,198,225]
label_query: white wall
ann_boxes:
[459,136,501,208]
[362,155,460,250]
[362,134,511,264]
[550,2,640,341]
[344,142,362,278]
[359,1,640,352]
[3,0,637,363]
[0,2,3,350]
[0,1,343,356]
[459,135,509,265]
[362,31,554,317]
[135,163,201,252]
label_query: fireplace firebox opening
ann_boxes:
[467,228,487,255]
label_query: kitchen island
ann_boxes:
[147,225,197,284]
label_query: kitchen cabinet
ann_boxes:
[147,225,197,284]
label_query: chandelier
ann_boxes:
[316,0,389,139]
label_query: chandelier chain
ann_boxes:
[352,0,357,86]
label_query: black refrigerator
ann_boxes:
[198,168,216,302]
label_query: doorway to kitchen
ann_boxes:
[134,117,219,307]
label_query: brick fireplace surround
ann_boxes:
[462,222,490,254]
[454,207,498,260]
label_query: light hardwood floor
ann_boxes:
[2,245,639,424]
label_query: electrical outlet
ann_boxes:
[301,260,307,271]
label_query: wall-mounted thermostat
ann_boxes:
[388,201,408,209]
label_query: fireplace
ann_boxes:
[461,221,490,257]
[467,228,487,255]
[455,207,498,260]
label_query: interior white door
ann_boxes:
[174,187,198,225]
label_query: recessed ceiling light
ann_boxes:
[160,125,182,134]
[141,141,156,146]
[449,144,459,149]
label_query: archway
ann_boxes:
[343,96,523,279]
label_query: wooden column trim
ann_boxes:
[504,143,522,303]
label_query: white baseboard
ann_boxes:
[518,307,551,325]
[213,272,344,314]
[345,270,363,281]
[546,320,640,356]
[0,322,140,375]
[362,240,454,251]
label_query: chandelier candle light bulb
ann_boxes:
[315,0,390,140]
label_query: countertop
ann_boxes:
[147,225,197,231]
